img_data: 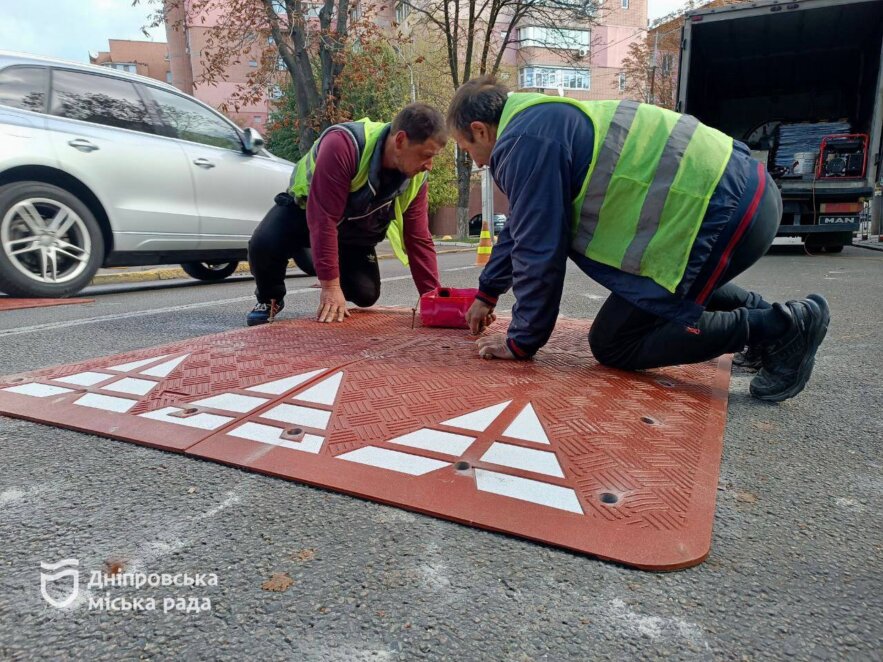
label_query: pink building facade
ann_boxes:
[164,0,279,129]
[509,0,648,100]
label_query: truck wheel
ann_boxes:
[0,181,104,298]
[291,247,316,276]
[805,235,847,255]
[180,261,239,281]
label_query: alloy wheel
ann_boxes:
[1,198,93,285]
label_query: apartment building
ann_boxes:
[163,0,278,129]
[89,39,171,84]
[512,0,648,100]
[94,0,646,134]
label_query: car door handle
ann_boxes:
[67,139,99,152]
[193,158,215,169]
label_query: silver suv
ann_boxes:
[0,51,297,298]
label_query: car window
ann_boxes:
[146,86,242,151]
[0,66,48,113]
[50,69,156,134]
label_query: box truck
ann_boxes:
[677,0,883,251]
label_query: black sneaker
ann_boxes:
[749,295,830,402]
[733,343,763,371]
[246,299,284,326]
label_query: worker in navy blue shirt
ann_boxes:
[447,76,830,402]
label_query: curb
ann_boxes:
[852,240,883,252]
[90,248,476,286]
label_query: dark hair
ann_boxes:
[391,103,448,143]
[446,76,510,140]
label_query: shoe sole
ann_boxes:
[750,295,830,402]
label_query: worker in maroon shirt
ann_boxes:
[246,104,447,325]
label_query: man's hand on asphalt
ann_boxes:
[317,280,350,323]
[466,299,497,335]
[477,333,515,360]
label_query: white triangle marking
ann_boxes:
[480,442,563,478]
[502,404,550,444]
[108,354,171,372]
[140,354,189,378]
[246,369,326,395]
[440,400,511,432]
[294,372,343,406]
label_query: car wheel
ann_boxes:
[0,181,104,298]
[291,246,316,276]
[180,261,239,281]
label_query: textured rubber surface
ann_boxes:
[0,309,731,570]
[0,297,93,311]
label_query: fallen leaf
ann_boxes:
[104,559,126,575]
[736,492,758,504]
[295,548,316,562]
[261,573,294,592]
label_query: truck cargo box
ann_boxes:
[677,0,883,249]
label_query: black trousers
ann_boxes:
[247,202,381,308]
[588,176,782,370]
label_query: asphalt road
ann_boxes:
[0,246,880,661]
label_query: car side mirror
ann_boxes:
[242,127,265,155]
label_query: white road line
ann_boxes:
[0,295,253,338]
[0,287,314,338]
[1,267,472,339]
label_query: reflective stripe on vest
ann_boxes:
[496,95,733,293]
[287,118,425,267]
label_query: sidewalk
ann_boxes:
[853,236,883,252]
[92,240,476,286]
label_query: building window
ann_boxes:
[277,57,286,71]
[271,0,286,12]
[661,53,673,77]
[254,115,263,124]
[618,72,626,92]
[269,84,283,100]
[621,0,629,7]
[518,26,590,50]
[105,63,137,73]
[395,1,410,23]
[248,60,258,68]
[166,71,173,83]
[519,67,590,91]
[268,35,275,45]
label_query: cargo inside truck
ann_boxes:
[678,0,883,248]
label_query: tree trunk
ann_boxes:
[455,149,472,239]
